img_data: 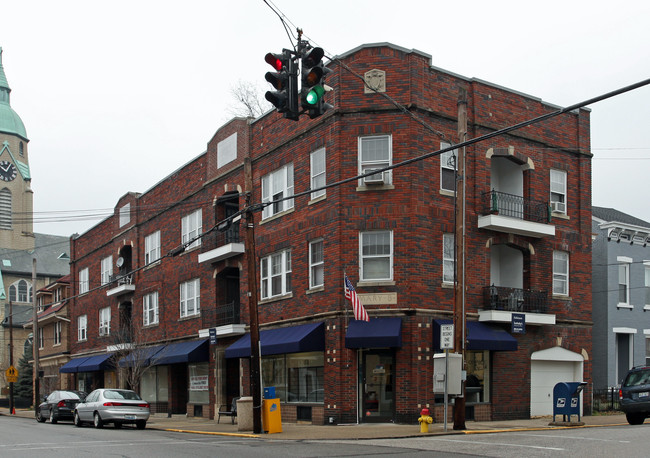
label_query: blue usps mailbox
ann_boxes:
[552,382,587,422]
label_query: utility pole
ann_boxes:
[32,258,39,409]
[244,157,263,434]
[453,88,468,430]
[9,299,14,414]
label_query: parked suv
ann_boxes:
[620,366,650,424]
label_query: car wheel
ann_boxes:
[93,412,104,429]
[36,409,46,423]
[114,422,122,429]
[74,411,83,427]
[136,420,146,430]
[50,410,58,424]
[626,412,645,425]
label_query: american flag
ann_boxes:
[344,275,369,321]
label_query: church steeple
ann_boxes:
[0,48,28,141]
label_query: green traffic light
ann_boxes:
[306,85,325,105]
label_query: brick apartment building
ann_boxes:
[65,43,593,423]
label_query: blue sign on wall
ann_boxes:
[511,313,525,334]
[209,327,217,345]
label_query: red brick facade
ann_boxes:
[68,43,592,424]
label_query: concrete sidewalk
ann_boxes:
[0,407,630,440]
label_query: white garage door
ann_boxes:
[530,347,584,417]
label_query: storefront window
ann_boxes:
[141,366,169,402]
[465,350,489,403]
[188,363,209,404]
[262,352,324,403]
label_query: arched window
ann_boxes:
[0,188,11,230]
[9,279,32,303]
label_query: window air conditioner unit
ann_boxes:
[363,169,385,185]
[550,201,566,213]
[99,327,109,336]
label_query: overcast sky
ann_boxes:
[1,0,649,237]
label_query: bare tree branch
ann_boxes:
[227,80,271,119]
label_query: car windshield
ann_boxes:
[624,370,650,387]
[104,390,142,400]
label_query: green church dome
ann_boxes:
[0,47,28,141]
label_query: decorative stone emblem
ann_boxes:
[364,69,386,93]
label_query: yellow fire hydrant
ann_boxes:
[418,408,433,433]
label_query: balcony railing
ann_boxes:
[481,190,550,223]
[482,285,548,313]
[202,301,240,328]
[109,274,133,285]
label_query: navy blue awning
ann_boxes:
[433,319,517,351]
[59,356,91,373]
[345,317,402,349]
[118,345,165,367]
[225,322,325,358]
[156,339,209,365]
[77,353,113,372]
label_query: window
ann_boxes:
[182,209,202,250]
[550,169,567,214]
[79,268,89,294]
[38,327,44,349]
[99,307,111,336]
[261,249,292,299]
[9,279,32,303]
[78,315,87,341]
[101,256,113,285]
[180,278,200,318]
[262,164,294,219]
[440,141,457,192]
[217,132,237,168]
[309,240,324,289]
[443,233,455,284]
[360,231,393,281]
[646,338,650,367]
[143,291,159,326]
[619,262,630,305]
[310,148,326,200]
[359,135,391,185]
[188,363,209,404]
[145,230,161,265]
[261,352,324,403]
[119,203,130,227]
[553,251,569,296]
[645,264,650,307]
[0,188,11,229]
[54,322,62,346]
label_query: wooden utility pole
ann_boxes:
[32,259,40,409]
[453,88,468,430]
[244,157,263,434]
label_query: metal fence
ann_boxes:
[592,387,620,412]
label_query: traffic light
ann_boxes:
[264,50,299,121]
[300,46,333,119]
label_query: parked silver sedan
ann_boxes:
[74,388,150,429]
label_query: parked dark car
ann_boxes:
[620,365,650,424]
[36,390,86,424]
[74,388,150,429]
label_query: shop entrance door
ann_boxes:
[359,350,395,422]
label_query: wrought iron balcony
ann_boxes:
[198,224,245,264]
[201,301,241,328]
[477,190,555,238]
[482,285,548,314]
[106,274,135,297]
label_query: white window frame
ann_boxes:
[309,239,324,289]
[182,209,202,250]
[79,268,89,294]
[358,135,392,185]
[553,251,569,296]
[261,249,292,299]
[180,278,200,318]
[618,257,632,306]
[101,255,113,286]
[443,233,455,284]
[78,315,87,341]
[119,203,131,227]
[145,230,161,265]
[99,307,111,336]
[262,164,294,219]
[54,321,62,346]
[645,262,650,308]
[38,327,44,350]
[550,169,567,214]
[143,291,159,326]
[310,148,326,200]
[360,230,393,281]
[440,141,457,192]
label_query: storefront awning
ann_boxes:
[345,317,402,349]
[118,345,166,368]
[433,319,517,352]
[76,353,113,372]
[59,356,91,373]
[156,339,209,365]
[225,322,325,358]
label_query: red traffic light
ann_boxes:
[265,52,283,71]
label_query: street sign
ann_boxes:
[511,313,526,334]
[209,327,217,345]
[440,324,454,349]
[6,365,18,383]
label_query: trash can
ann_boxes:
[552,382,587,422]
[261,398,282,433]
[236,396,253,431]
